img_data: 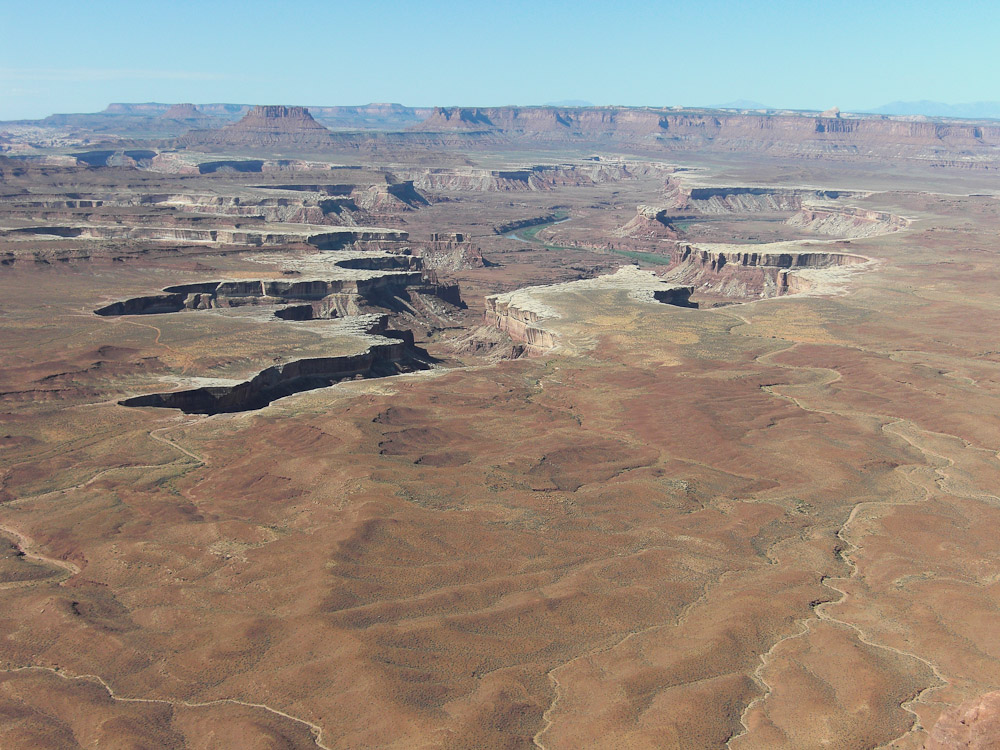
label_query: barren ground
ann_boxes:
[1,142,1000,748]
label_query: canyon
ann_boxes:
[2,101,1000,750]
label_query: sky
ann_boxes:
[2,0,998,120]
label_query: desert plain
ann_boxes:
[0,104,1000,748]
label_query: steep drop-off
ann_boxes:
[664,178,860,214]
[120,321,430,414]
[661,243,869,299]
[94,266,461,319]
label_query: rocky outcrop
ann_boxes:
[181,105,336,150]
[493,215,560,235]
[161,103,203,119]
[411,233,487,271]
[159,103,219,130]
[483,295,558,356]
[614,205,680,239]
[350,181,428,213]
[93,242,462,320]
[45,184,421,226]
[69,149,158,168]
[308,103,434,129]
[79,102,436,132]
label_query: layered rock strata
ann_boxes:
[413,106,1000,163]
[661,177,909,237]
[395,162,662,192]
[662,243,869,299]
[411,233,486,271]
[664,178,859,213]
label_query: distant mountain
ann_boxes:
[544,99,593,107]
[871,100,1000,120]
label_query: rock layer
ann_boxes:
[661,243,869,299]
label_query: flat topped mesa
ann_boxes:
[161,103,207,120]
[229,105,332,133]
[243,105,323,122]
[180,104,335,149]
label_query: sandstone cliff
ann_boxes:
[661,242,870,299]
[663,177,860,213]
[412,106,1000,163]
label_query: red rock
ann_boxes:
[181,105,335,149]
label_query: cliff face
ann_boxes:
[483,294,558,355]
[413,106,1000,161]
[181,105,336,149]
[309,103,434,129]
[662,243,869,299]
[120,334,426,414]
[663,178,857,213]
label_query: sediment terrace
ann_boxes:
[485,267,696,355]
[786,204,911,237]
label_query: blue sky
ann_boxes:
[2,0,998,119]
